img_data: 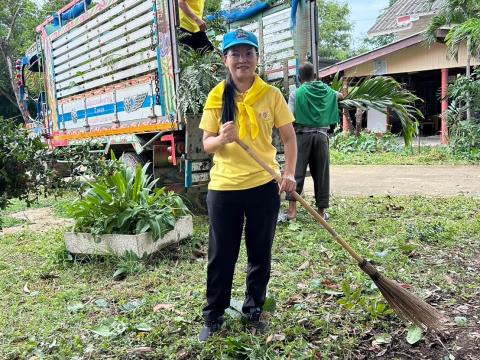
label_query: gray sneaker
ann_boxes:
[198,316,224,342]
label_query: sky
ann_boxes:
[346,0,390,46]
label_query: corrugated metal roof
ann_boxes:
[368,0,445,36]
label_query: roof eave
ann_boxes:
[318,32,426,78]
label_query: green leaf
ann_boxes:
[94,299,109,308]
[454,316,467,326]
[372,333,392,345]
[132,164,143,202]
[89,319,127,338]
[225,307,243,319]
[119,299,144,313]
[341,281,351,298]
[89,324,113,337]
[67,302,85,313]
[406,325,423,345]
[229,298,243,313]
[135,323,153,332]
[113,268,127,281]
[263,297,276,312]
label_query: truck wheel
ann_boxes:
[120,152,144,171]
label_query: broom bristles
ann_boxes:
[359,260,449,331]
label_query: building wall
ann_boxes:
[397,15,435,39]
[344,42,480,78]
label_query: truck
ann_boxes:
[17,0,319,208]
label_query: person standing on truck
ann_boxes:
[198,29,297,341]
[286,61,343,221]
[178,0,214,53]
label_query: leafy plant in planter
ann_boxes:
[67,162,190,241]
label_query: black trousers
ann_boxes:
[178,28,214,53]
[290,131,330,209]
[203,181,280,321]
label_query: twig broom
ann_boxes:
[236,139,449,332]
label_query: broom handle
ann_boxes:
[236,139,364,264]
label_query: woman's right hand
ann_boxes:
[219,121,238,145]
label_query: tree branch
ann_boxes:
[5,6,23,44]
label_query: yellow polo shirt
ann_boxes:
[179,0,204,33]
[199,85,294,191]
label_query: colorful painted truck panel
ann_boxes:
[36,0,177,146]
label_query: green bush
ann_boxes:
[176,47,225,116]
[67,162,190,241]
[446,68,480,160]
[0,117,49,209]
[449,119,480,160]
[0,116,126,212]
[330,130,402,153]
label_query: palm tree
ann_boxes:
[331,75,421,149]
[425,0,480,120]
[444,18,480,60]
[426,0,480,58]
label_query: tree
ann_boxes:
[0,0,39,121]
[0,0,71,121]
[425,0,480,57]
[444,18,480,59]
[317,0,353,60]
[426,0,480,120]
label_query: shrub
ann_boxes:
[446,68,480,160]
[67,162,190,241]
[0,117,49,209]
[176,46,225,116]
[449,119,480,160]
[0,116,127,211]
[330,130,402,153]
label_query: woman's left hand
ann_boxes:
[279,173,296,194]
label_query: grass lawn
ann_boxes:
[1,195,479,359]
[330,146,477,165]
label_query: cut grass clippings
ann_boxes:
[0,195,479,359]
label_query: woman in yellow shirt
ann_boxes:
[198,29,297,341]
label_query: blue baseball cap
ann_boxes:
[222,29,259,53]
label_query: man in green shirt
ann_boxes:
[286,62,342,220]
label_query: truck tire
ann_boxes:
[120,152,144,171]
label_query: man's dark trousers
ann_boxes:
[294,130,330,209]
[203,181,280,321]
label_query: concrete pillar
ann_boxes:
[441,68,448,144]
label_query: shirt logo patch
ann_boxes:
[260,110,270,120]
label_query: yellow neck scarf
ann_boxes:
[204,75,270,140]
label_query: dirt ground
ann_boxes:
[303,165,480,198]
[2,207,73,235]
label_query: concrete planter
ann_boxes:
[64,215,193,258]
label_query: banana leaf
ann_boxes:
[331,74,422,149]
